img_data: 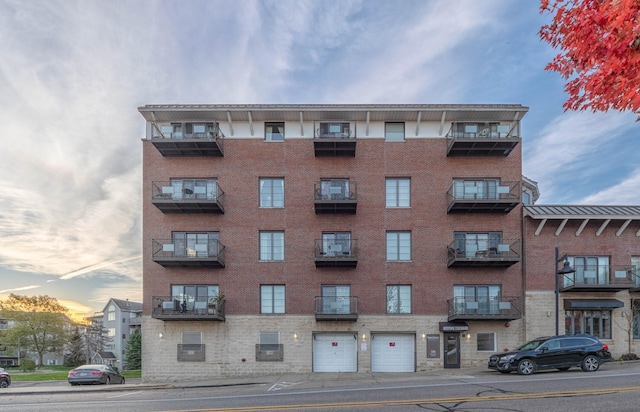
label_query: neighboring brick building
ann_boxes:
[139,104,531,381]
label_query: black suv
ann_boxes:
[488,334,612,375]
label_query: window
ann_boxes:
[386,231,411,261]
[453,285,501,315]
[454,232,502,258]
[318,179,350,200]
[169,179,218,200]
[261,285,285,314]
[260,178,284,208]
[260,231,284,261]
[172,232,220,258]
[259,331,280,349]
[182,331,202,345]
[386,178,410,207]
[565,310,611,339]
[321,285,351,314]
[387,285,411,314]
[477,333,496,351]
[108,328,116,337]
[265,122,284,141]
[107,305,115,321]
[171,285,219,313]
[122,334,126,339]
[453,122,501,138]
[385,122,405,141]
[452,179,499,200]
[566,256,610,286]
[322,232,352,256]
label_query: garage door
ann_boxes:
[371,334,415,372]
[313,333,357,372]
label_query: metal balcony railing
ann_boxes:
[314,180,357,214]
[152,239,226,267]
[314,296,358,321]
[560,265,638,292]
[151,181,225,213]
[152,296,225,321]
[314,239,358,268]
[447,296,522,321]
[151,122,224,156]
[446,180,520,213]
[313,121,356,156]
[447,239,521,267]
[445,122,520,156]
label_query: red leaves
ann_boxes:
[539,0,640,113]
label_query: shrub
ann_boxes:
[619,353,639,361]
[20,359,36,372]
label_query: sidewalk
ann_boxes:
[2,366,489,395]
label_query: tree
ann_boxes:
[125,329,142,370]
[539,0,640,114]
[0,294,72,367]
[64,327,86,367]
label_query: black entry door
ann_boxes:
[443,333,460,369]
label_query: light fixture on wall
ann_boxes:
[421,333,426,339]
[159,333,163,339]
[293,333,298,340]
[362,333,366,341]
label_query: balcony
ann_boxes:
[314,121,356,157]
[447,180,520,214]
[447,239,521,268]
[446,122,520,156]
[560,265,638,292]
[151,122,224,157]
[151,296,225,321]
[447,296,522,321]
[314,239,358,268]
[314,296,358,321]
[314,180,357,214]
[152,239,225,268]
[151,181,224,213]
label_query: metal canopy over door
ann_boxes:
[371,334,415,372]
[312,333,357,372]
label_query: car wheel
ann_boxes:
[105,376,111,384]
[0,380,8,388]
[517,359,536,375]
[557,367,570,371]
[582,355,600,372]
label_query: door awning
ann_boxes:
[439,321,469,332]
[563,299,624,310]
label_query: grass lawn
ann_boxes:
[6,366,141,382]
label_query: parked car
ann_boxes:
[67,364,125,385]
[488,334,612,375]
[0,368,10,388]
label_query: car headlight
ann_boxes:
[500,354,517,363]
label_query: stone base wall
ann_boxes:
[141,315,525,382]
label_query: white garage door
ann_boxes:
[371,334,415,372]
[313,333,357,372]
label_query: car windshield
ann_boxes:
[517,339,547,351]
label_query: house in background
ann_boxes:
[99,298,142,370]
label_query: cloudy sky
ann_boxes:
[0,0,638,318]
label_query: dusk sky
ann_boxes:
[1,0,638,319]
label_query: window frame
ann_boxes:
[386,285,412,314]
[476,332,496,352]
[260,285,286,314]
[564,309,612,339]
[386,231,411,261]
[385,122,405,141]
[386,178,411,208]
[259,231,285,261]
[259,177,285,208]
[265,122,285,141]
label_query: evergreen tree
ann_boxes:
[125,329,141,370]
[64,327,85,367]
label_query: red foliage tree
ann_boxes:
[539,0,640,114]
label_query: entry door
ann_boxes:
[443,333,460,369]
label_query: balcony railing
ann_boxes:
[314,239,358,268]
[314,180,357,214]
[152,296,225,321]
[560,265,638,292]
[151,122,224,156]
[152,239,226,268]
[447,239,521,268]
[446,180,520,214]
[314,296,358,321]
[313,121,356,157]
[447,296,522,321]
[151,181,224,213]
[446,122,520,156]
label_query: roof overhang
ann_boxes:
[524,205,640,237]
[563,299,624,310]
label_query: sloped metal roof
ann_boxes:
[524,205,640,219]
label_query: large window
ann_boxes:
[566,256,610,286]
[107,305,116,321]
[477,333,496,352]
[453,285,501,315]
[385,122,405,141]
[565,310,611,339]
[169,179,218,200]
[322,232,352,256]
[387,285,411,314]
[319,179,350,200]
[261,285,285,314]
[321,285,351,314]
[172,232,220,258]
[265,122,284,141]
[452,179,498,200]
[171,285,220,312]
[386,178,410,207]
[386,231,411,261]
[454,232,502,258]
[260,231,284,261]
[260,178,284,208]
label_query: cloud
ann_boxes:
[578,168,640,205]
[0,285,41,294]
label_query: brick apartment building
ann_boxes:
[139,103,531,381]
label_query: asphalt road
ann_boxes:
[2,362,640,411]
